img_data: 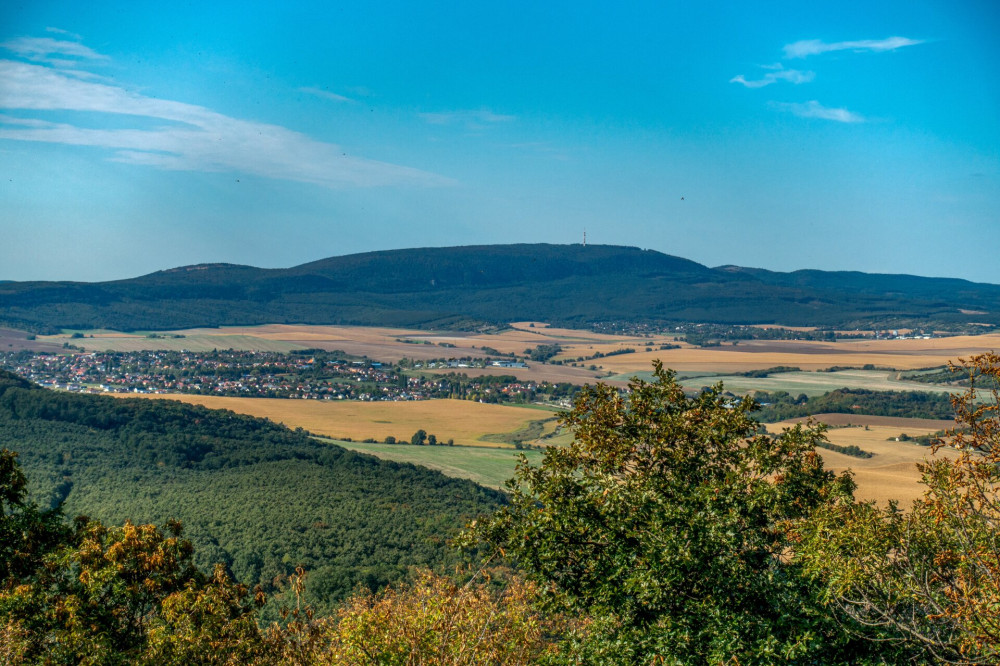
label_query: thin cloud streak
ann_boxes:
[299,86,355,103]
[0,59,452,188]
[45,27,84,41]
[0,36,108,63]
[784,36,923,58]
[420,108,516,129]
[772,100,865,123]
[730,67,814,88]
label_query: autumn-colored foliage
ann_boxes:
[0,513,269,664]
[0,446,565,665]
[300,569,571,665]
[798,352,1000,664]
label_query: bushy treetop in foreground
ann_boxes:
[798,353,1000,664]
[462,362,906,664]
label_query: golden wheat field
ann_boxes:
[121,394,559,448]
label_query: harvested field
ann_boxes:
[784,413,954,430]
[422,363,610,385]
[116,393,958,502]
[678,369,960,397]
[47,332,305,353]
[767,419,960,506]
[335,415,956,501]
[0,328,67,353]
[43,323,646,362]
[37,325,1000,388]
[118,394,560,448]
[592,334,1000,374]
[509,321,645,342]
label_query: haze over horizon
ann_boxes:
[1,1,998,284]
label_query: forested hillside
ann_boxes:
[0,370,502,616]
[3,244,999,332]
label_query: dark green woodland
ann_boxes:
[0,370,502,617]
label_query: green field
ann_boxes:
[321,438,543,489]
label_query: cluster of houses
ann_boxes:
[1,350,551,404]
[3,350,394,399]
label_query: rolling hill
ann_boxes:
[2,244,998,332]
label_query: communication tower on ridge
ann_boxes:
[583,229,587,247]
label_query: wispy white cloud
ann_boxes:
[0,36,108,65]
[299,86,354,103]
[0,113,60,128]
[772,100,865,123]
[420,108,515,129]
[0,58,451,188]
[784,36,923,58]
[45,27,83,41]
[730,64,814,88]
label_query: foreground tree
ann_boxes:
[0,451,273,666]
[299,568,571,665]
[0,446,567,665]
[0,448,70,586]
[0,518,272,665]
[798,352,1000,664]
[464,363,897,664]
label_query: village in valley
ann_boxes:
[0,347,567,405]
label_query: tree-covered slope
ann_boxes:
[0,370,503,616]
[2,243,999,332]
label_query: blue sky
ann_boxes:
[1,1,998,283]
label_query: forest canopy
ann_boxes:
[0,370,502,617]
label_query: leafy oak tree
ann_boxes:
[464,362,903,665]
[798,353,1000,664]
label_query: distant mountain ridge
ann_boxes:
[1,243,998,332]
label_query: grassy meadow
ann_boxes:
[321,438,543,489]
